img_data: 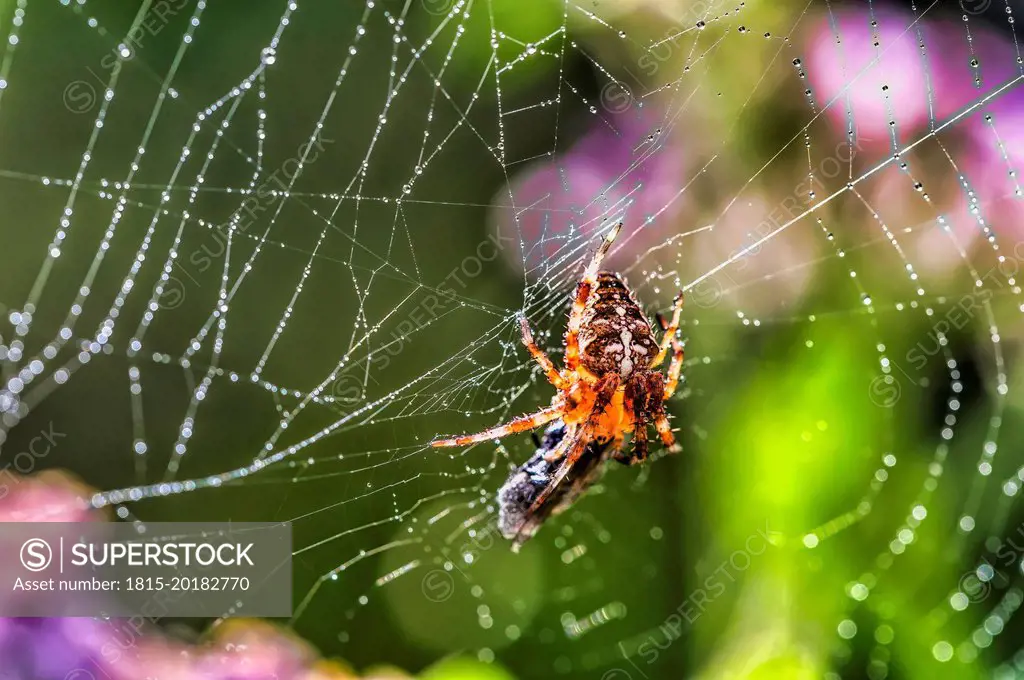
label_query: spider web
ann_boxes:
[0,0,1023,677]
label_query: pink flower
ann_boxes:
[192,619,318,679]
[0,470,96,522]
[806,8,1023,151]
[805,7,1024,271]
[805,8,933,145]
[492,106,689,278]
[0,472,414,680]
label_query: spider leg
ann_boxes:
[632,424,650,462]
[606,433,627,470]
[583,222,622,281]
[655,308,685,399]
[519,313,566,389]
[524,431,590,519]
[653,409,682,454]
[431,405,563,448]
[663,330,685,400]
[613,415,648,465]
[564,223,622,370]
[551,439,613,515]
[650,292,684,368]
[542,422,576,462]
[616,375,657,466]
[517,374,619,526]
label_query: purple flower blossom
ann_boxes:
[493,107,689,278]
[0,473,412,679]
[805,7,1023,265]
[806,8,1023,149]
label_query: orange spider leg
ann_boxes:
[519,374,620,521]
[614,413,648,465]
[564,223,622,370]
[653,410,682,454]
[650,292,684,368]
[600,432,626,469]
[431,405,562,448]
[542,422,577,463]
[655,310,685,400]
[519,314,566,389]
[633,419,649,462]
[525,434,592,519]
[663,333,685,400]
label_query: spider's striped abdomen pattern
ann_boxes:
[578,271,659,381]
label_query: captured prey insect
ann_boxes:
[496,420,612,551]
[432,223,685,548]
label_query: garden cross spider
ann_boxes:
[432,223,685,543]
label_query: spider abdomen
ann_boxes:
[577,271,657,379]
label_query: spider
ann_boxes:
[432,223,685,546]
